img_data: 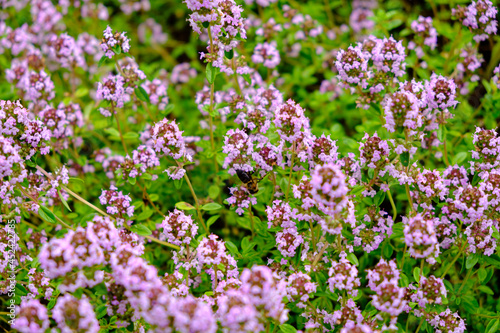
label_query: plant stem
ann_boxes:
[312,242,328,267]
[142,234,180,250]
[207,25,220,176]
[405,183,414,213]
[387,188,397,221]
[415,317,425,333]
[401,244,407,269]
[232,57,243,95]
[35,168,180,250]
[457,268,473,294]
[248,203,255,238]
[112,103,129,156]
[138,181,164,217]
[309,220,316,252]
[181,167,208,234]
[286,142,296,200]
[441,247,463,278]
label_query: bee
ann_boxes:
[236,170,261,194]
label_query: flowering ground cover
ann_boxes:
[1,0,500,332]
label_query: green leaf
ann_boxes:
[206,215,219,228]
[98,55,109,67]
[104,128,121,137]
[135,87,150,103]
[47,299,56,310]
[413,267,421,283]
[486,319,500,333]
[201,203,222,211]
[346,253,359,266]
[95,304,108,319]
[128,177,136,185]
[466,253,479,269]
[225,49,234,59]
[202,21,210,28]
[140,173,153,181]
[401,152,410,167]
[58,190,72,212]
[68,177,84,184]
[174,178,183,189]
[130,224,152,236]
[175,202,195,210]
[374,191,386,206]
[208,185,220,200]
[161,104,175,115]
[15,284,27,296]
[225,241,240,256]
[206,63,219,84]
[39,206,56,224]
[478,267,487,282]
[437,124,446,142]
[123,132,139,139]
[478,286,494,295]
[279,324,297,333]
[400,273,409,287]
[94,283,108,296]
[242,74,252,85]
[452,152,467,165]
[136,209,154,221]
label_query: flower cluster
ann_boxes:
[2,0,500,332]
[100,26,131,58]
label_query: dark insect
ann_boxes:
[236,169,260,194]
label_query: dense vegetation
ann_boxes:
[1,0,500,332]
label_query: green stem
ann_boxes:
[309,220,316,252]
[440,247,463,278]
[207,25,219,176]
[415,317,425,333]
[182,167,208,234]
[312,241,328,267]
[286,143,296,200]
[111,103,129,156]
[405,183,415,213]
[457,268,473,294]
[248,203,255,238]
[387,188,397,221]
[401,244,407,269]
[35,166,180,250]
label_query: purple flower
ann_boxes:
[335,44,371,89]
[99,185,135,220]
[411,275,447,308]
[310,162,349,216]
[216,289,263,332]
[171,295,217,333]
[12,299,49,333]
[428,308,466,333]
[171,63,197,84]
[240,265,289,323]
[372,37,406,77]
[403,214,440,264]
[100,25,131,59]
[410,16,438,50]
[286,272,317,308]
[161,209,198,246]
[383,91,422,134]
[453,0,498,42]
[328,252,360,297]
[371,281,407,316]
[152,118,191,161]
[52,294,100,333]
[252,41,280,68]
[273,99,310,143]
